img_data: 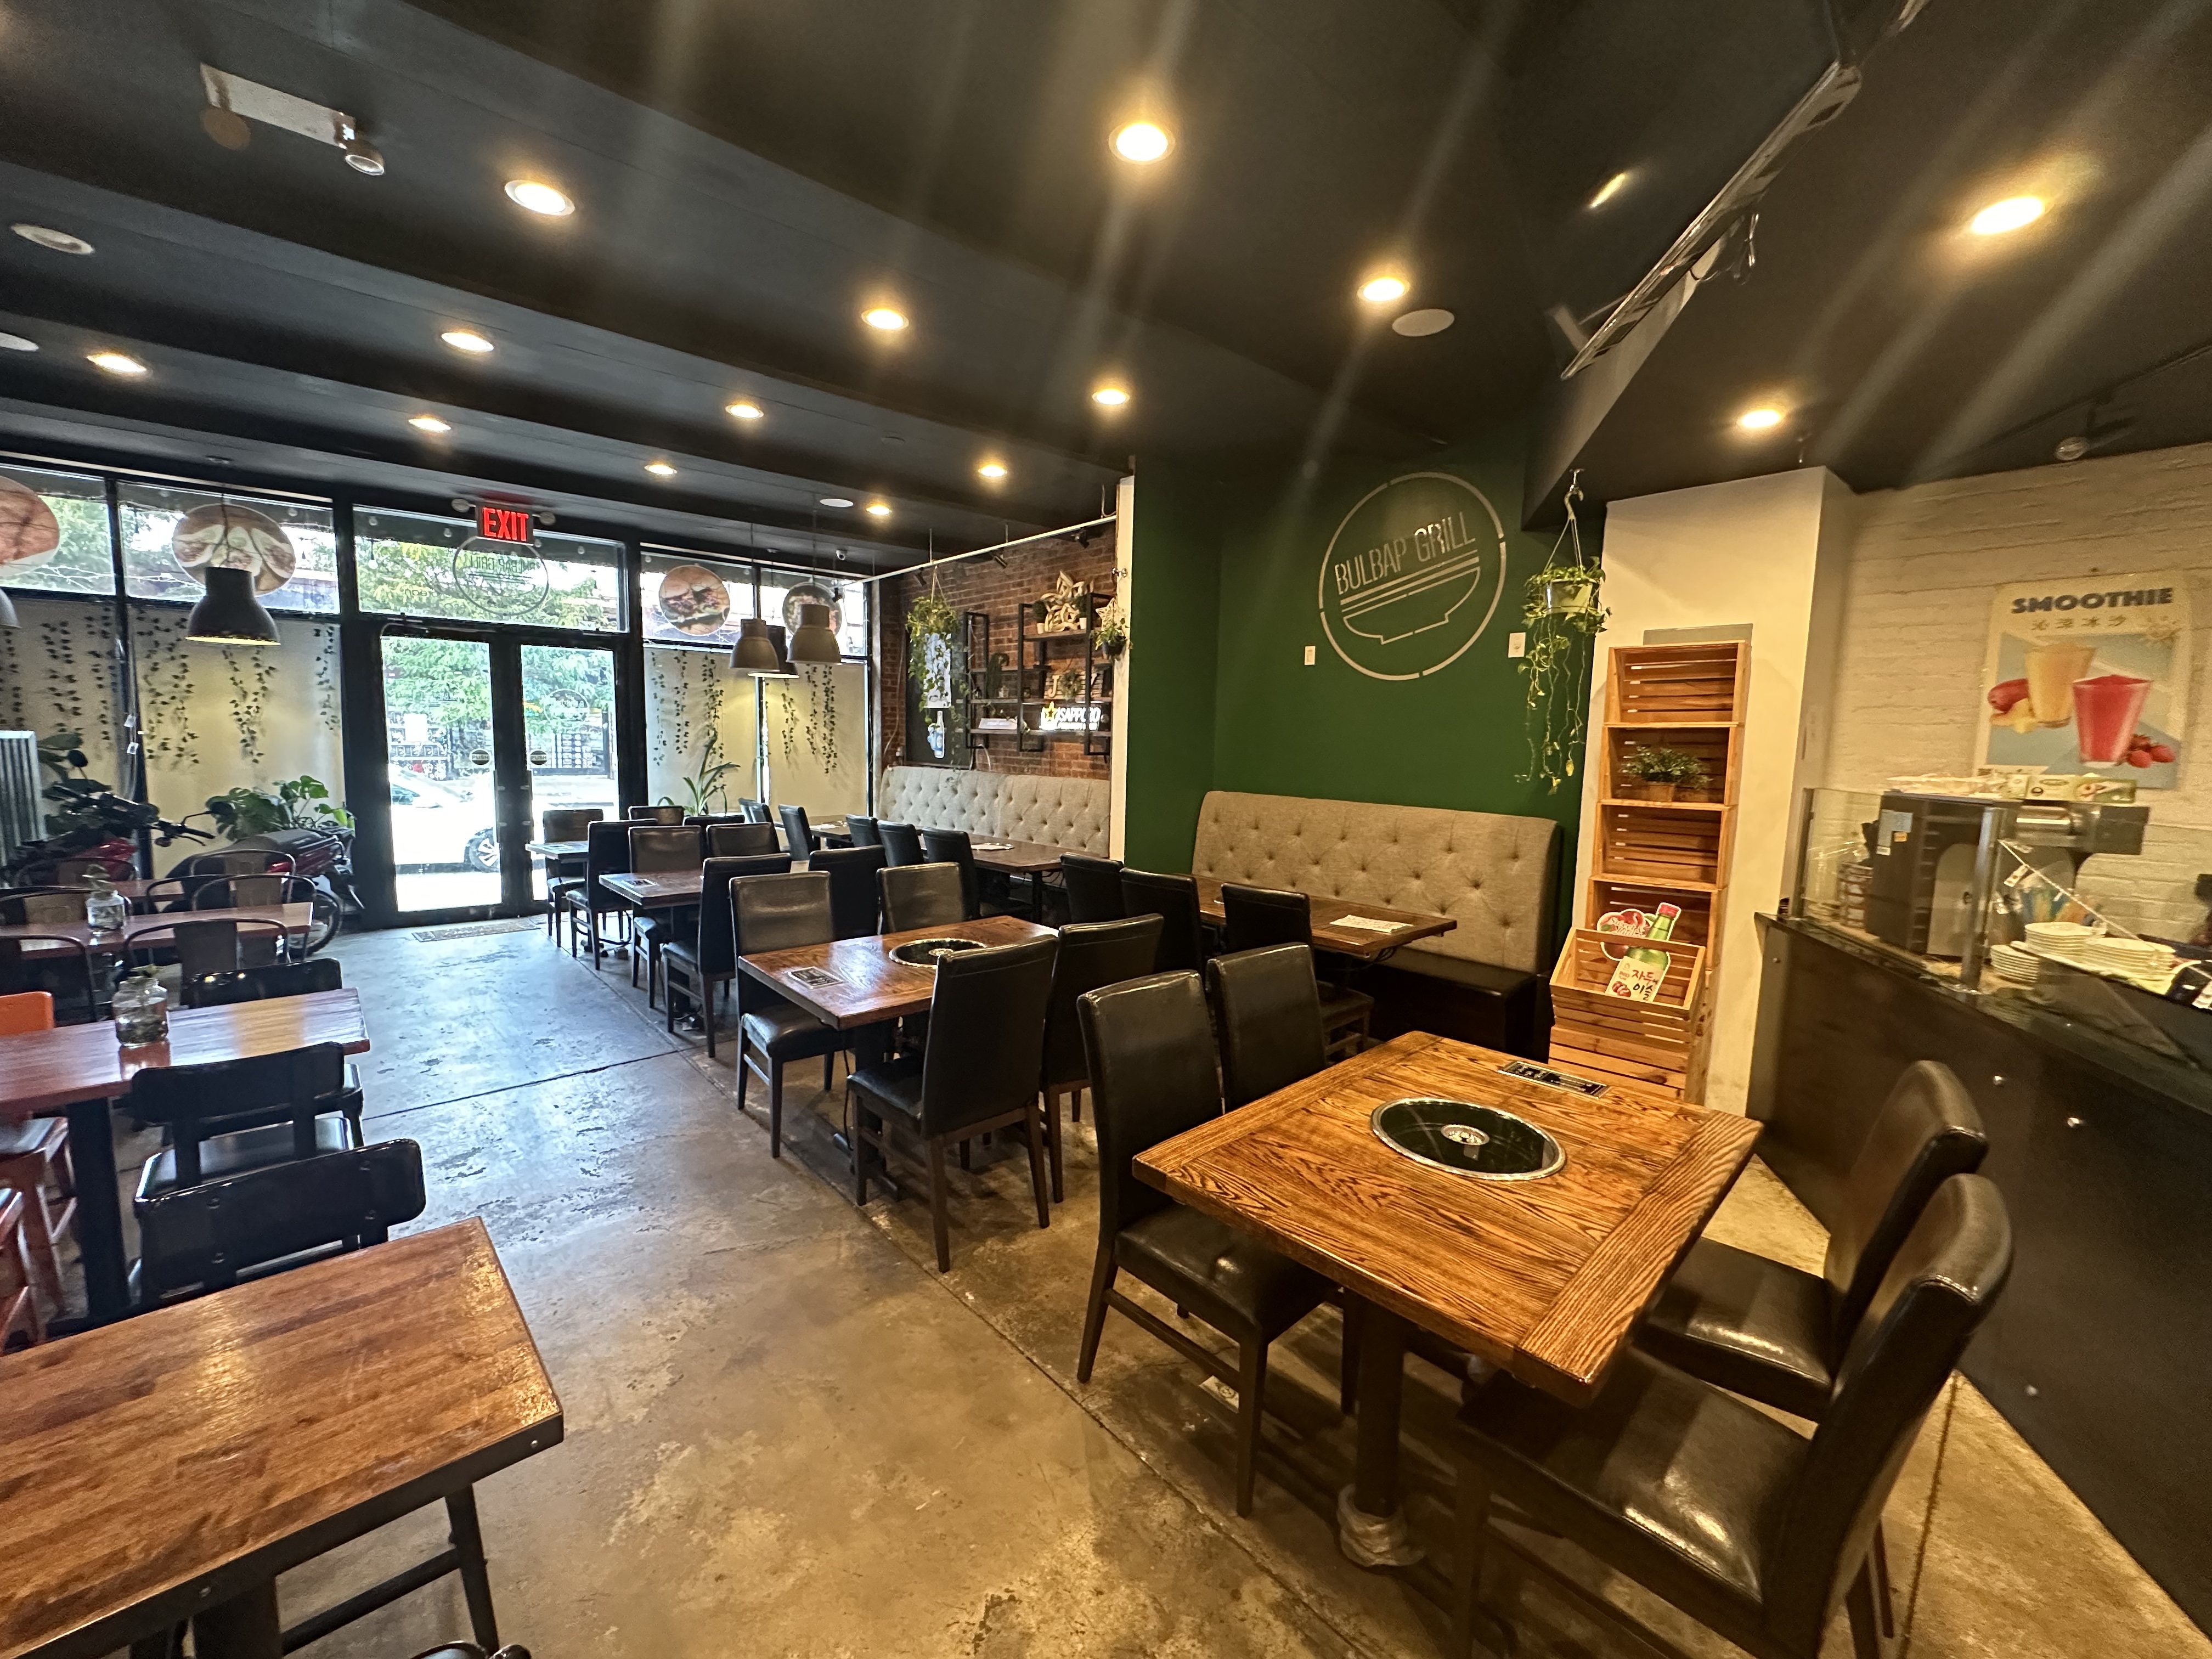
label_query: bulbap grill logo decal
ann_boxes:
[1317,471,1507,680]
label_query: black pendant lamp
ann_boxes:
[186,565,280,645]
[788,601,840,665]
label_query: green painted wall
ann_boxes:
[1124,420,1595,947]
[1121,465,1224,870]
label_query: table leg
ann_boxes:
[191,1580,281,1659]
[1031,870,1046,921]
[65,1094,130,1323]
[1338,1295,1423,1567]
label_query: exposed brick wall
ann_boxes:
[876,527,1118,783]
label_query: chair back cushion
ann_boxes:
[541,808,603,840]
[918,828,979,917]
[1079,972,1220,1240]
[808,844,887,938]
[125,1041,348,1165]
[1045,915,1164,1089]
[1120,870,1205,973]
[1220,883,1311,953]
[732,872,832,1016]
[1825,1060,1988,1345]
[881,862,966,933]
[585,818,633,883]
[740,799,771,823]
[1768,1176,2011,1654]
[1059,853,1126,923]
[708,821,783,857]
[876,765,1109,855]
[778,804,814,859]
[165,917,283,978]
[696,856,789,974]
[629,805,685,823]
[629,826,704,872]
[845,814,882,848]
[1192,790,1560,974]
[879,821,926,867]
[1206,944,1327,1108]
[921,934,1058,1136]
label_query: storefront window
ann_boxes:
[120,483,338,613]
[646,645,760,811]
[759,569,867,659]
[355,509,622,630]
[0,463,114,595]
[639,550,756,648]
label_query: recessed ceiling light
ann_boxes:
[1390,309,1455,337]
[0,333,36,353]
[977,461,1008,480]
[725,399,765,421]
[861,307,909,332]
[11,223,93,256]
[1358,274,1410,305]
[1588,171,1630,209]
[87,350,147,376]
[1091,384,1131,407]
[865,501,892,518]
[504,179,575,217]
[1736,406,1785,431]
[407,414,451,433]
[645,460,678,477]
[1969,195,2045,236]
[1110,121,1173,163]
[819,496,855,509]
[441,329,495,354]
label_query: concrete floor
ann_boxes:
[91,922,2209,1658]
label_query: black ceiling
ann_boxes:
[0,0,2206,551]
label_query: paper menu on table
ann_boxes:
[1332,913,1407,933]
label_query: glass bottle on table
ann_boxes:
[112,966,168,1046]
[83,872,128,941]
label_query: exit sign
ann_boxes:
[476,504,535,545]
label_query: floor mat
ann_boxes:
[410,919,540,943]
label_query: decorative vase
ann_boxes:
[113,974,169,1046]
[1640,782,1678,802]
[84,880,128,940]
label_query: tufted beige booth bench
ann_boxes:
[1190,789,1561,1054]
[876,765,1109,855]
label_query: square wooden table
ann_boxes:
[1192,877,1457,962]
[0,903,313,955]
[968,839,1069,917]
[600,868,707,909]
[737,914,1054,1030]
[0,988,371,1325]
[0,1218,561,1659]
[1137,1031,1759,1563]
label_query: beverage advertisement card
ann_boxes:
[1975,572,2190,788]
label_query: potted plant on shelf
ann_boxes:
[1621,746,1708,803]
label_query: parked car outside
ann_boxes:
[386,767,616,871]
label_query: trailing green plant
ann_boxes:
[4,728,208,881]
[662,725,743,815]
[204,775,354,840]
[1623,746,1707,787]
[906,586,963,692]
[1517,473,1608,793]
[1092,581,1128,657]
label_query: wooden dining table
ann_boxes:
[0,903,314,955]
[0,1218,561,1659]
[1192,877,1457,962]
[964,838,1070,918]
[1136,1031,1759,1570]
[0,987,371,1325]
[737,914,1054,1030]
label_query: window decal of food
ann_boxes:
[0,475,62,570]
[171,501,297,593]
[782,581,842,636]
[656,563,732,636]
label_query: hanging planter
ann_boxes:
[1517,471,1609,794]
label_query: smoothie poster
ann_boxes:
[1976,571,2191,788]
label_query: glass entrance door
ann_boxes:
[375,631,621,918]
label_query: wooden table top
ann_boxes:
[602,868,707,906]
[1137,1032,1759,1404]
[1192,877,1456,962]
[0,988,370,1119]
[524,839,589,859]
[738,914,1053,1029]
[0,1219,561,1659]
[969,839,1068,874]
[0,904,313,955]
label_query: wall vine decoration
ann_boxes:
[803,663,840,772]
[137,611,200,768]
[312,626,341,734]
[221,642,278,766]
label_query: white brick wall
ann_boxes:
[1824,442,2212,821]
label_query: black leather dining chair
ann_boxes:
[1449,1175,2012,1659]
[1039,914,1163,1194]
[574,819,633,964]
[733,872,843,1157]
[1075,970,1339,1515]
[1218,883,1372,1056]
[778,804,817,860]
[1205,944,1328,1109]
[847,934,1058,1271]
[845,814,882,848]
[808,844,887,939]
[627,804,685,825]
[128,1043,358,1209]
[878,821,925,867]
[918,827,981,918]
[879,862,965,933]
[708,821,783,857]
[539,807,603,945]
[1059,854,1125,923]
[1118,869,1208,974]
[740,798,771,823]
[628,826,706,1002]
[181,959,364,1137]
[662,854,792,1054]
[684,812,749,828]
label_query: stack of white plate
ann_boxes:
[2024,921,2095,953]
[1989,943,2041,985]
[2076,935,2176,980]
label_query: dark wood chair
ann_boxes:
[129,917,289,980]
[879,862,964,933]
[848,934,1058,1271]
[661,853,791,1054]
[808,844,887,939]
[0,990,70,1310]
[0,935,95,1024]
[179,960,365,1139]
[172,849,292,879]
[733,872,843,1156]
[1118,868,1209,973]
[127,1043,359,1215]
[0,1188,43,1351]
[1205,943,1328,1109]
[708,821,783,857]
[0,889,84,927]
[1039,915,1161,1192]
[878,821,926,867]
[1059,853,1126,923]
[1219,883,1372,1057]
[539,806,603,944]
[845,814,882,848]
[1449,1176,2011,1659]
[1075,969,1339,1515]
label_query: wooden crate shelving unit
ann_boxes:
[1551,640,1750,1097]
